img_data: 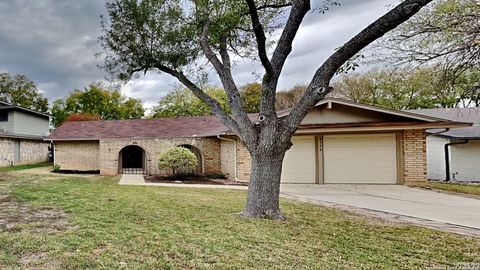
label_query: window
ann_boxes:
[0,111,8,121]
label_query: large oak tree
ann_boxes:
[100,0,433,219]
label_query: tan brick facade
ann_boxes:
[53,129,428,185]
[235,139,251,181]
[55,141,100,171]
[0,138,49,167]
[99,137,221,175]
[402,129,427,186]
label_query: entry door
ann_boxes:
[13,140,20,164]
[323,134,397,184]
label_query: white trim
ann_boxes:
[315,98,446,122]
[277,98,453,122]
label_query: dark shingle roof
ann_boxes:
[47,116,229,140]
[407,108,480,139]
[0,100,51,118]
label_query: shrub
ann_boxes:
[53,164,61,173]
[158,147,197,175]
[206,173,227,179]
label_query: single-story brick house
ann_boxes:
[408,107,480,182]
[0,101,51,167]
[47,98,469,185]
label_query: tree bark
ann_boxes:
[242,149,287,220]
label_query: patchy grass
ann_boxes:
[0,173,479,269]
[0,163,51,173]
[429,182,480,197]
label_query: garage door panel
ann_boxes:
[281,136,316,183]
[324,134,397,184]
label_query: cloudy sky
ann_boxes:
[0,0,399,109]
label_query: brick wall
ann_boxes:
[0,138,14,167]
[0,138,49,167]
[55,141,100,171]
[99,137,221,175]
[19,140,50,165]
[236,139,251,182]
[402,129,427,185]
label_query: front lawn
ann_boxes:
[429,182,480,197]
[1,173,479,269]
[0,162,51,173]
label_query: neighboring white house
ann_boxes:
[408,108,479,182]
[0,101,51,167]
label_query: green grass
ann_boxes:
[0,162,51,172]
[429,182,480,196]
[0,173,479,269]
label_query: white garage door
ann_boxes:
[281,136,316,183]
[323,134,397,184]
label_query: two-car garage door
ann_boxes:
[281,134,398,184]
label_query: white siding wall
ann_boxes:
[12,111,50,136]
[450,140,480,182]
[0,111,15,133]
[426,136,448,181]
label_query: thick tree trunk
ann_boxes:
[242,150,287,220]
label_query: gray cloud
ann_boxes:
[0,0,400,109]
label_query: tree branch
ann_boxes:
[257,3,292,11]
[219,34,231,70]
[284,0,434,132]
[245,0,273,76]
[153,64,242,135]
[199,22,256,142]
[260,0,310,116]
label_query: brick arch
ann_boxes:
[177,144,203,174]
[116,142,153,175]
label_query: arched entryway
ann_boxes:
[179,144,203,174]
[118,145,146,174]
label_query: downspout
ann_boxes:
[444,139,469,182]
[50,139,55,166]
[217,134,239,181]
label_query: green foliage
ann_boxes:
[51,83,145,127]
[151,83,262,118]
[100,0,287,80]
[378,0,479,73]
[151,86,230,118]
[0,73,49,113]
[240,83,261,113]
[157,147,197,175]
[52,164,61,173]
[332,67,480,109]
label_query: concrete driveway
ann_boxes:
[280,184,480,234]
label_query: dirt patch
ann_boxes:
[0,184,68,234]
[0,172,14,181]
[19,251,62,269]
[144,175,247,186]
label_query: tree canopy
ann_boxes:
[151,86,230,118]
[100,0,434,219]
[332,68,458,109]
[0,73,49,113]
[375,0,479,74]
[151,83,261,118]
[52,84,145,127]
